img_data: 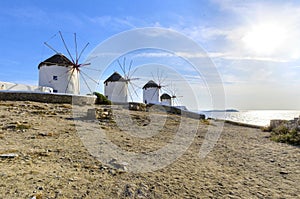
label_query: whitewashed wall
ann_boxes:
[143,87,159,104]
[39,65,79,94]
[0,81,53,93]
[104,81,128,103]
[161,98,172,106]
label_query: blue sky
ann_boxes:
[0,0,300,110]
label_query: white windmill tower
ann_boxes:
[160,93,172,106]
[143,69,167,104]
[142,80,160,104]
[38,54,79,94]
[39,31,99,95]
[104,57,139,103]
[104,72,127,103]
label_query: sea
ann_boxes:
[200,110,300,127]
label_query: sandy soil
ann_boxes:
[0,101,299,199]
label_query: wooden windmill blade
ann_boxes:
[148,86,158,101]
[151,69,169,92]
[64,68,76,93]
[164,81,183,106]
[171,95,183,106]
[116,57,141,102]
[59,31,76,64]
[117,58,127,79]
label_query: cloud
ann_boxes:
[86,15,137,30]
[214,1,300,60]
[133,52,175,58]
[173,26,228,42]
[0,5,49,25]
[132,50,289,64]
[169,1,300,63]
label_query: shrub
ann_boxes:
[261,126,272,132]
[273,125,289,135]
[93,92,112,105]
[201,119,210,125]
[270,125,300,145]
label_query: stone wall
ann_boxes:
[270,116,300,131]
[147,104,205,120]
[0,91,96,105]
[0,92,205,120]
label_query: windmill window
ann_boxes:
[53,76,58,81]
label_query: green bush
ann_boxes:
[273,125,290,135]
[93,92,112,105]
[270,125,300,145]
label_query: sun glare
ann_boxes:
[242,22,287,55]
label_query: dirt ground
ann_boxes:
[0,101,299,199]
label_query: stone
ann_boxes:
[270,120,287,129]
[108,159,128,172]
[270,118,300,133]
[279,171,288,175]
[86,109,96,120]
[123,184,135,197]
[0,153,18,159]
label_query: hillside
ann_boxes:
[0,101,299,198]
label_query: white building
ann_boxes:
[160,93,172,106]
[104,72,128,103]
[143,80,160,104]
[38,54,79,94]
[0,81,53,93]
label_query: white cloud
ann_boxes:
[169,1,300,63]
[133,52,174,58]
[86,15,137,30]
[173,26,228,42]
[216,1,300,60]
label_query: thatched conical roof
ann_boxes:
[104,72,125,84]
[38,54,73,69]
[160,93,171,100]
[143,80,159,89]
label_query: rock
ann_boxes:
[102,112,109,116]
[86,109,96,120]
[0,153,18,159]
[38,132,53,137]
[3,124,17,130]
[109,169,116,175]
[279,171,289,175]
[270,117,300,133]
[108,159,128,172]
[123,184,135,197]
[270,120,287,129]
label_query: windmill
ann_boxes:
[104,57,140,103]
[165,82,183,106]
[142,69,167,104]
[118,57,141,102]
[39,31,100,95]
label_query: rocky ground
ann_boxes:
[0,101,299,198]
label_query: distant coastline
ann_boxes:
[203,110,300,127]
[203,109,239,113]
